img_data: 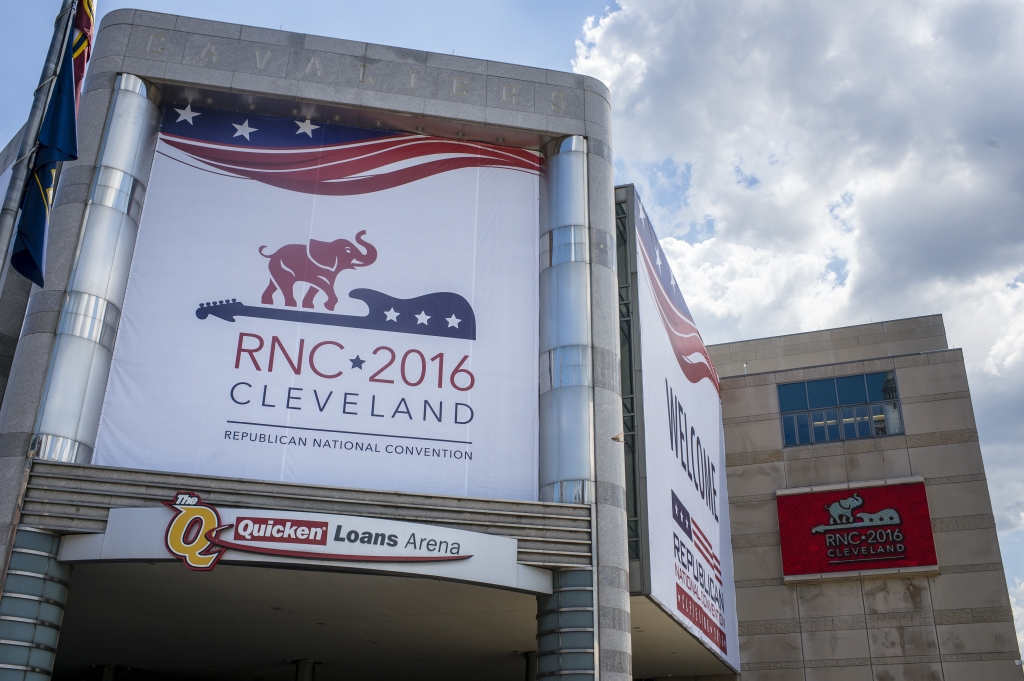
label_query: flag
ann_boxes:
[11,164,60,287]
[71,0,95,111]
[11,20,80,287]
[157,105,541,197]
[634,194,721,393]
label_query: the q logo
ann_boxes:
[162,492,226,571]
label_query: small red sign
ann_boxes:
[676,585,727,653]
[776,481,937,577]
[233,517,329,545]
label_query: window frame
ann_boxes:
[777,372,904,447]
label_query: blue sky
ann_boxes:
[0,0,612,144]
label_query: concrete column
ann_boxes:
[0,129,32,413]
[587,142,632,680]
[538,136,594,504]
[295,659,316,680]
[0,272,32,412]
[32,74,160,464]
[0,528,69,680]
[525,651,538,681]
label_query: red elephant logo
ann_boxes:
[259,230,378,311]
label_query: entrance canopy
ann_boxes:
[56,562,538,680]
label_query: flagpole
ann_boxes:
[0,0,76,283]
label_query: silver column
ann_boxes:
[538,136,594,504]
[32,74,160,464]
[0,528,69,681]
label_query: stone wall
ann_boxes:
[710,316,1022,681]
[709,315,947,378]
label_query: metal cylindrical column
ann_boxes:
[32,74,160,464]
[536,569,595,681]
[0,528,69,681]
[538,136,593,504]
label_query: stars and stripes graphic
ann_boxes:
[157,104,542,196]
[691,520,723,585]
[635,193,720,393]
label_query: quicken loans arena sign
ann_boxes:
[58,492,552,594]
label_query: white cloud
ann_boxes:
[576,0,1024,636]
[1012,578,1024,648]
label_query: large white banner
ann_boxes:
[634,193,739,670]
[94,104,541,501]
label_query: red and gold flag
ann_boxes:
[71,0,95,111]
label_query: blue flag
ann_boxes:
[11,29,79,287]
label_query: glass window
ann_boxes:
[825,409,840,440]
[856,405,871,437]
[880,401,903,435]
[841,407,856,439]
[811,411,827,441]
[836,375,867,406]
[780,372,903,447]
[866,371,899,402]
[797,412,811,444]
[782,412,811,446]
[870,403,888,436]
[783,414,797,446]
[811,409,840,442]
[806,379,838,409]
[777,382,808,413]
[841,405,871,439]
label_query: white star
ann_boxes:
[384,308,399,322]
[175,104,200,124]
[655,250,662,272]
[415,311,430,325]
[232,119,258,140]
[295,118,320,137]
[446,315,461,328]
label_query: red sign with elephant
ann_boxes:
[776,480,937,577]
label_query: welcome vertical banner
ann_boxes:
[93,105,541,502]
[633,192,740,670]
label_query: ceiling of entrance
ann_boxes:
[54,562,538,681]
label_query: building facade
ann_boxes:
[709,316,1022,681]
[0,8,635,681]
[0,9,1018,681]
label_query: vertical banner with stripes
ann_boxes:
[634,191,740,670]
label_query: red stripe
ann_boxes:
[692,542,722,575]
[207,533,472,563]
[691,522,718,558]
[162,135,542,173]
[638,232,720,393]
[692,522,722,573]
[676,584,728,654]
[160,133,541,196]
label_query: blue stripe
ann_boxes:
[160,104,398,149]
